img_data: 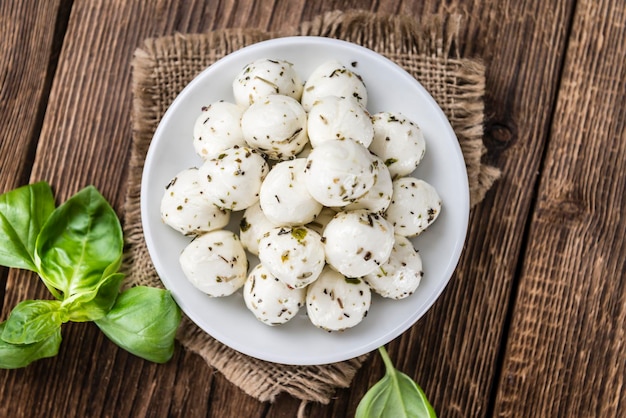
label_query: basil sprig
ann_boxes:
[0,182,181,368]
[356,345,437,418]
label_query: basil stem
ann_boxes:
[355,346,437,418]
[62,272,125,322]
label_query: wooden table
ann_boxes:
[1,1,624,417]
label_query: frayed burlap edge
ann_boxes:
[123,10,500,405]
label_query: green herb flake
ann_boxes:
[291,227,308,241]
[239,217,251,233]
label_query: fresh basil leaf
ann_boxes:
[63,273,125,322]
[1,299,66,344]
[95,286,181,363]
[0,322,62,369]
[35,186,123,299]
[355,346,437,418]
[0,182,55,271]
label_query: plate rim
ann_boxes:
[141,35,470,365]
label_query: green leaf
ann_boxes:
[1,299,65,344]
[95,286,181,363]
[35,186,123,299]
[0,182,55,271]
[62,272,125,322]
[355,346,437,418]
[0,322,62,369]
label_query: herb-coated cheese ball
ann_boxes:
[258,226,325,289]
[385,177,442,237]
[303,139,378,207]
[243,263,306,325]
[179,230,247,297]
[322,210,394,278]
[307,95,373,148]
[160,167,230,236]
[259,158,322,226]
[300,60,368,111]
[363,235,423,299]
[233,59,303,107]
[192,101,246,160]
[343,155,393,214]
[306,266,371,332]
[239,201,278,255]
[198,145,269,211]
[241,95,308,160]
[369,111,426,178]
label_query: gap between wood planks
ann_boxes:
[484,1,579,415]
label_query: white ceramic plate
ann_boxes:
[141,37,469,365]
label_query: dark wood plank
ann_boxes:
[0,0,64,192]
[0,0,66,311]
[0,2,69,412]
[493,0,626,415]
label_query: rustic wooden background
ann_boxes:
[1,0,624,417]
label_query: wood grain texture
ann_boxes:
[493,0,626,415]
[0,0,66,311]
[0,0,63,192]
[1,0,624,417]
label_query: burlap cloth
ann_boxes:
[123,9,500,405]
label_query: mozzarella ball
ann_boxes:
[241,95,308,160]
[243,263,306,325]
[385,177,442,237]
[323,210,394,277]
[304,139,378,207]
[369,112,426,178]
[198,145,269,211]
[259,159,322,226]
[343,155,393,214]
[179,230,247,297]
[306,207,336,235]
[301,60,368,111]
[160,167,230,236]
[233,59,303,107]
[306,266,371,331]
[258,226,325,289]
[192,101,245,160]
[307,96,373,148]
[363,235,423,299]
[239,201,278,255]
